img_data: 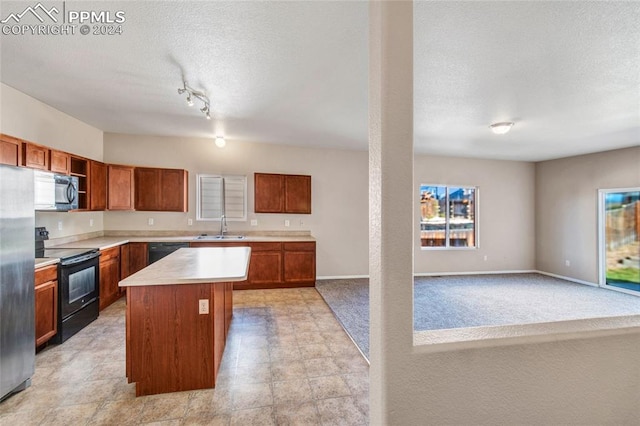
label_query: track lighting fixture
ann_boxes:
[178,81,211,119]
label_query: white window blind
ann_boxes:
[196,174,247,221]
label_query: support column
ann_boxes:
[368,1,414,424]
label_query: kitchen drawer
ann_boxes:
[100,246,121,262]
[283,242,315,252]
[35,264,57,286]
[250,242,282,252]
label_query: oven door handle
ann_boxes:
[60,251,100,266]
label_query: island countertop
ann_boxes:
[119,247,251,287]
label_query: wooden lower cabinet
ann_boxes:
[128,242,148,275]
[283,242,316,285]
[99,246,121,311]
[35,265,58,347]
[126,281,233,396]
[246,242,282,287]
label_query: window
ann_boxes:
[196,174,247,221]
[419,185,477,249]
[599,188,640,293]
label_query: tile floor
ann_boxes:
[0,288,369,425]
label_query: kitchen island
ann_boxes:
[119,247,251,396]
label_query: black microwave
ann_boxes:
[34,170,79,211]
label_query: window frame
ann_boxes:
[196,174,248,222]
[419,184,479,250]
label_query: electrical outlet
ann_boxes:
[89,219,94,227]
[284,220,290,227]
[483,255,488,261]
[198,299,209,314]
[57,221,63,231]
[148,218,154,226]
[251,219,258,226]
[565,260,570,267]
[188,218,193,226]
[299,220,304,226]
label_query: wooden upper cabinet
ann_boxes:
[134,167,188,212]
[108,164,135,210]
[22,142,49,170]
[70,156,89,210]
[134,167,159,211]
[254,173,311,214]
[285,175,311,214]
[89,161,107,211]
[160,168,188,212]
[0,134,22,166]
[49,150,70,174]
[254,173,284,213]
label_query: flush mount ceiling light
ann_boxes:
[177,80,211,120]
[214,136,226,148]
[489,121,514,135]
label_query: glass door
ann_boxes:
[599,188,640,293]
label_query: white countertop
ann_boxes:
[119,247,251,287]
[35,258,59,269]
[51,235,315,251]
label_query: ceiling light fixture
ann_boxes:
[215,136,226,148]
[178,81,210,119]
[489,121,514,135]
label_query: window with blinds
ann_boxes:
[196,174,247,221]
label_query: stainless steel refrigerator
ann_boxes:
[0,164,35,400]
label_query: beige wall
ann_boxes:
[104,133,538,277]
[103,133,370,278]
[0,83,105,240]
[535,146,640,283]
[414,156,536,273]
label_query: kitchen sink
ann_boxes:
[194,235,246,240]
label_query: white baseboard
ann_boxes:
[317,271,602,287]
[413,270,537,277]
[316,275,369,280]
[535,270,598,287]
[317,270,538,281]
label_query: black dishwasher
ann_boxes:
[148,242,190,264]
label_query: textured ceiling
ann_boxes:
[1,1,638,161]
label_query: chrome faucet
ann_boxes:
[219,214,227,237]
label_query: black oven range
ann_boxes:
[35,228,100,343]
